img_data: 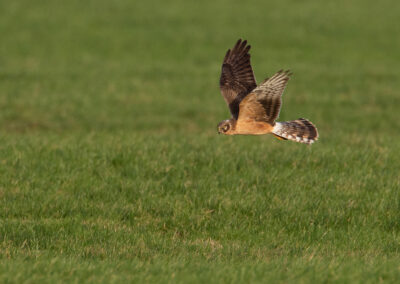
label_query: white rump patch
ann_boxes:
[273,122,283,133]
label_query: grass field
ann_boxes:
[1,0,400,282]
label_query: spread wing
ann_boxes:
[237,70,291,124]
[219,39,257,119]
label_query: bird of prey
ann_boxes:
[217,39,318,144]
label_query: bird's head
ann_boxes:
[217,119,235,135]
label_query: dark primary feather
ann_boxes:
[238,70,291,124]
[219,39,257,119]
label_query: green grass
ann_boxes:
[1,0,400,282]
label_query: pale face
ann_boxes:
[217,119,235,135]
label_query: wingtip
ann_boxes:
[277,69,293,77]
[286,69,293,76]
[238,39,247,52]
[223,48,231,61]
[236,38,246,44]
[227,39,251,59]
[234,39,242,50]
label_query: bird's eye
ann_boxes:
[223,124,230,132]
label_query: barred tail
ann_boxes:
[272,118,319,144]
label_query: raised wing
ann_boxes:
[237,70,291,124]
[219,39,257,119]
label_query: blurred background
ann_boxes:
[1,0,400,281]
[1,0,399,136]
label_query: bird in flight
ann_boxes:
[217,39,318,144]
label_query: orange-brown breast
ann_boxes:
[234,119,274,135]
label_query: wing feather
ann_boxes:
[237,70,291,124]
[219,39,257,119]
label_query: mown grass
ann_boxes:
[1,0,400,282]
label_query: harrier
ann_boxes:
[218,39,318,144]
